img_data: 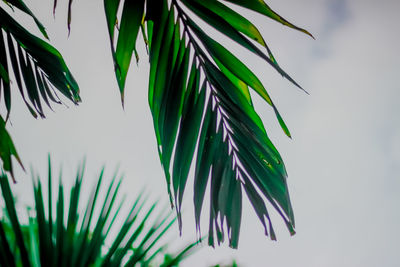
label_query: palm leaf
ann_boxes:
[0,173,30,266]
[0,4,80,180]
[52,0,311,248]
[0,116,23,182]
[0,159,201,266]
[101,0,311,248]
[223,0,314,38]
[0,6,80,119]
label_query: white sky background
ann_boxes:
[2,0,400,266]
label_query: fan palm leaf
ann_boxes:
[0,158,201,266]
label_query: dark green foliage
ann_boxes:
[102,0,311,247]
[0,0,80,183]
[0,3,80,119]
[0,116,23,182]
[0,158,201,266]
[0,0,312,249]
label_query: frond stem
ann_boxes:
[172,0,243,178]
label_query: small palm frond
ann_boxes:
[0,115,23,182]
[102,0,312,248]
[0,4,80,119]
[0,158,201,266]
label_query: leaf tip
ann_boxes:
[120,94,125,109]
[307,31,316,40]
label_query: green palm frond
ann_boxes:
[0,4,80,119]
[0,115,23,182]
[0,158,201,266]
[99,0,312,248]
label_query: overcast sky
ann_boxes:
[2,0,400,266]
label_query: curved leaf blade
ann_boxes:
[4,0,49,39]
[0,116,24,181]
[114,0,145,103]
[224,0,314,38]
